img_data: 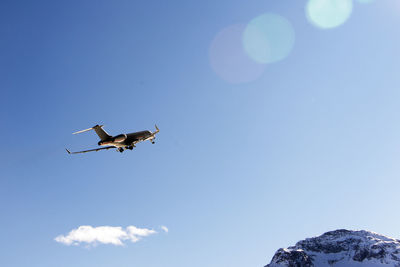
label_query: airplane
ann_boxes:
[66,124,159,154]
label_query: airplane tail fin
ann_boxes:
[72,124,111,141]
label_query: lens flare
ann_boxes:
[243,13,295,64]
[306,0,353,29]
[356,0,374,3]
[209,24,266,84]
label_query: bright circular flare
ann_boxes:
[306,0,353,29]
[356,0,374,4]
[243,14,295,64]
[209,24,266,84]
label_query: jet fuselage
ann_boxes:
[98,130,153,147]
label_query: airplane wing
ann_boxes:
[65,146,116,154]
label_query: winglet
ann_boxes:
[66,148,71,154]
[154,124,160,134]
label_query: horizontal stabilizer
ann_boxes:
[72,125,104,135]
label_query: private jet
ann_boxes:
[66,124,159,154]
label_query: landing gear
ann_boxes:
[151,141,155,144]
[118,147,124,153]
[127,146,134,150]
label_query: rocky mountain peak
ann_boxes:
[266,229,400,267]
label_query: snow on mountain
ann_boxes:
[265,229,400,267]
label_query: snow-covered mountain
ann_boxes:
[265,229,400,267]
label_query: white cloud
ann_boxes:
[161,225,169,233]
[55,225,157,247]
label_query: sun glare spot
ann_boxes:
[306,0,353,29]
[243,14,295,64]
[209,24,266,84]
[356,0,374,4]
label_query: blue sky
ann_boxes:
[1,0,400,266]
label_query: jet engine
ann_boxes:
[113,134,127,143]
